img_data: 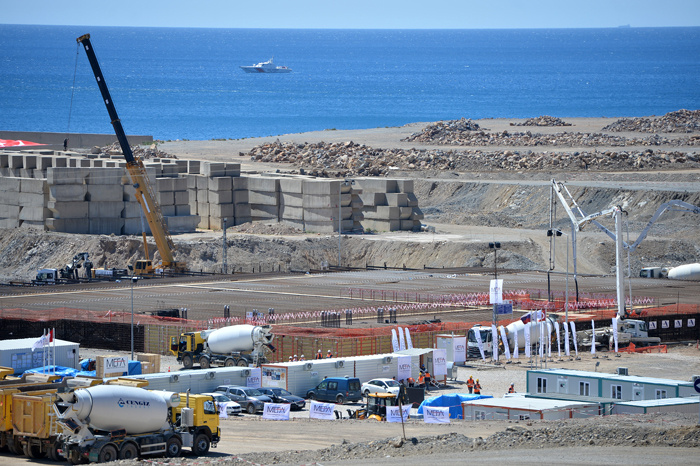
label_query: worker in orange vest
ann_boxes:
[418,372,425,387]
[315,350,323,359]
[467,375,475,394]
[474,379,482,395]
[508,383,515,394]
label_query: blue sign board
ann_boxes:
[694,377,700,394]
[495,303,513,315]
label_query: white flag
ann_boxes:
[570,321,578,356]
[612,317,619,353]
[565,322,570,356]
[491,325,499,362]
[538,322,544,358]
[391,329,399,352]
[398,327,406,351]
[512,328,519,359]
[555,321,561,358]
[546,321,552,357]
[499,326,511,360]
[524,324,531,358]
[490,279,503,304]
[405,328,413,349]
[474,328,486,361]
[590,320,596,355]
[31,331,49,352]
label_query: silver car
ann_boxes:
[201,392,242,416]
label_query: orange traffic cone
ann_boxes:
[168,366,171,372]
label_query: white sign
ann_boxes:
[103,356,128,374]
[405,328,413,349]
[612,317,619,352]
[391,329,400,352]
[491,324,499,361]
[424,406,450,423]
[490,279,504,304]
[397,356,412,382]
[688,319,696,328]
[564,322,570,356]
[398,326,406,351]
[570,321,578,356]
[512,328,519,359]
[474,328,486,361]
[590,320,596,355]
[453,336,466,363]
[309,401,335,420]
[524,324,531,358]
[546,321,552,358]
[262,403,290,421]
[649,321,657,330]
[217,402,232,419]
[662,320,669,329]
[386,405,411,423]
[432,348,447,378]
[247,367,261,388]
[675,319,682,328]
[555,321,561,357]
[499,326,511,360]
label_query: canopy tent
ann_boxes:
[417,393,493,419]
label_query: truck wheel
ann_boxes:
[192,433,210,456]
[23,443,46,459]
[237,359,248,367]
[47,442,61,461]
[336,394,345,404]
[224,358,235,367]
[68,450,83,465]
[119,442,138,460]
[199,356,210,369]
[307,393,315,401]
[247,403,256,414]
[165,436,182,458]
[8,438,22,455]
[98,444,118,463]
[182,354,194,369]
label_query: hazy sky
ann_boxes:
[3,0,700,28]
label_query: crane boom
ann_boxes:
[77,34,185,273]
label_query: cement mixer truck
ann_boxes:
[467,312,557,358]
[54,385,220,463]
[170,324,275,369]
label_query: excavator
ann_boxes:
[76,34,186,276]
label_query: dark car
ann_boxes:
[259,387,306,410]
[214,385,272,414]
[306,376,362,404]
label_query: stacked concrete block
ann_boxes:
[355,178,422,232]
[0,177,21,228]
[85,168,124,234]
[248,176,279,225]
[300,179,350,233]
[231,176,251,225]
[45,167,90,233]
[207,176,234,230]
[278,177,305,230]
[18,178,49,229]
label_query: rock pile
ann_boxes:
[510,115,572,126]
[247,140,700,175]
[603,109,700,133]
[91,142,177,160]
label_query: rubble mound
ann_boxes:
[603,109,700,133]
[91,142,177,160]
[229,222,304,235]
[403,118,483,143]
[510,115,572,126]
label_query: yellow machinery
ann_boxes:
[363,392,401,421]
[77,34,186,275]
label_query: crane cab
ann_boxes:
[134,260,155,275]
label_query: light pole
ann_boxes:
[130,276,138,360]
[223,217,227,274]
[548,228,569,358]
[338,179,354,268]
[489,242,501,329]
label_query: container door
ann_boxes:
[632,384,644,401]
[557,376,568,393]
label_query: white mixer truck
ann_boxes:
[170,324,276,369]
[467,313,557,358]
[54,385,220,464]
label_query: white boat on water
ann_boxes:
[240,58,292,73]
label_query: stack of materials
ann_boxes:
[355,178,423,231]
[248,176,280,223]
[45,167,90,233]
[86,167,125,234]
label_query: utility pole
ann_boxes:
[223,217,228,274]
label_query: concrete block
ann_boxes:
[172,177,187,191]
[88,201,124,218]
[366,206,400,219]
[47,201,88,219]
[197,215,210,230]
[249,190,278,206]
[302,179,339,195]
[209,203,234,218]
[160,205,176,217]
[208,216,225,230]
[186,175,198,189]
[279,178,304,194]
[410,208,424,220]
[362,218,401,232]
[37,157,54,170]
[0,177,21,192]
[19,169,35,178]
[187,160,200,175]
[248,177,278,192]
[87,167,124,185]
[86,184,123,202]
[302,194,336,209]
[52,157,68,168]
[0,153,8,168]
[400,219,420,231]
[231,177,248,190]
[144,163,162,177]
[122,202,142,218]
[9,155,24,169]
[224,164,241,177]
[175,204,191,216]
[19,193,47,207]
[0,205,20,218]
[174,160,188,174]
[79,159,91,168]
[166,215,199,233]
[174,190,189,205]
[49,184,87,201]
[279,192,303,206]
[91,160,104,167]
[157,191,175,205]
[355,178,397,193]
[0,191,19,204]
[208,190,232,204]
[234,216,252,226]
[19,220,45,230]
[396,179,414,193]
[250,205,278,218]
[386,193,408,207]
[21,155,37,169]
[195,175,209,190]
[45,218,89,233]
[161,164,179,178]
[201,162,226,177]
[279,205,304,220]
[68,158,77,167]
[0,218,19,228]
[156,178,175,191]
[187,188,197,202]
[189,201,198,215]
[105,161,117,168]
[300,220,339,233]
[20,178,47,194]
[197,203,210,217]
[399,207,413,219]
[208,177,232,191]
[123,184,138,202]
[47,167,87,185]
[89,218,125,235]
[305,206,351,222]
[196,188,208,203]
[234,203,251,217]
[232,190,249,204]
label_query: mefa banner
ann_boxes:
[217,402,233,419]
[103,356,128,375]
[432,348,447,378]
[424,406,450,424]
[247,367,261,388]
[262,403,290,421]
[397,356,412,382]
[309,401,335,420]
[386,405,411,423]
[453,336,466,363]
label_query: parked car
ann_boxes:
[306,376,362,404]
[259,387,306,410]
[200,392,242,416]
[361,378,401,396]
[214,385,272,414]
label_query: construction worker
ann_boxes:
[508,383,515,394]
[424,370,432,392]
[467,375,475,394]
[418,371,425,387]
[407,376,416,387]
[326,349,333,358]
[316,349,323,359]
[288,356,293,362]
[474,379,482,395]
[292,354,298,362]
[299,354,306,361]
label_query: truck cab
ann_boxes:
[467,326,493,358]
[640,267,668,278]
[618,319,648,338]
[170,332,206,369]
[36,268,58,283]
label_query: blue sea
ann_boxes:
[1,25,699,141]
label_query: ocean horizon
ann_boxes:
[1,25,698,141]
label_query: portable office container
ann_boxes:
[611,397,700,415]
[462,397,599,421]
[526,369,695,401]
[0,338,79,375]
[261,359,346,397]
[436,334,467,364]
[113,366,251,393]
